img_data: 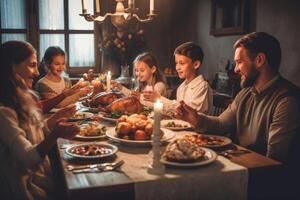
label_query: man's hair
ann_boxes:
[234,32,281,72]
[174,42,204,63]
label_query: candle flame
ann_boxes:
[155,99,162,104]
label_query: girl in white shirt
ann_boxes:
[143,42,213,114]
[112,52,167,105]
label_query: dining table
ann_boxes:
[53,115,284,200]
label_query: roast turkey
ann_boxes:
[104,96,143,114]
[91,91,123,107]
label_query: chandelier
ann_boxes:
[80,0,157,33]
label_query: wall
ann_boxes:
[193,0,300,87]
[140,0,300,88]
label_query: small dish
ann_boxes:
[65,143,118,159]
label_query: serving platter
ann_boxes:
[98,112,119,122]
[106,128,175,147]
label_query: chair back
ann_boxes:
[210,93,232,116]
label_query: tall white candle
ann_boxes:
[153,99,163,137]
[107,71,111,91]
[95,0,100,13]
[81,0,87,13]
[150,0,154,13]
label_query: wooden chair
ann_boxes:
[210,93,233,116]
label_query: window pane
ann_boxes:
[69,0,94,30]
[1,0,25,29]
[40,34,65,61]
[39,0,64,30]
[69,34,94,67]
[2,34,26,43]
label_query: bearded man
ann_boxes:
[176,32,300,164]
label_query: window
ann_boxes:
[0,0,27,42]
[0,0,101,76]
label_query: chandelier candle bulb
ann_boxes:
[107,71,111,91]
[79,0,157,31]
[150,0,154,14]
[95,0,100,13]
[128,0,133,7]
[81,0,87,13]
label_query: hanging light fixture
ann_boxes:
[80,0,157,33]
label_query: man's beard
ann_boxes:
[240,70,259,88]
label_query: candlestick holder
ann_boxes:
[148,137,165,175]
[148,105,165,175]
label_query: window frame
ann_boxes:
[0,0,101,76]
[0,0,30,42]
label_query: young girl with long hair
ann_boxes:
[35,46,89,107]
[112,52,167,99]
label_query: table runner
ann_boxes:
[116,145,248,200]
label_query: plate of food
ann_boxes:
[69,111,94,121]
[106,128,175,146]
[182,133,232,148]
[65,143,118,159]
[161,119,192,131]
[161,138,217,167]
[75,122,107,140]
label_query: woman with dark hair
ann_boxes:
[0,41,79,199]
[112,52,167,99]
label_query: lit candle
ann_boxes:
[150,0,154,14]
[92,78,100,87]
[153,99,163,137]
[83,73,88,81]
[79,78,85,87]
[81,0,87,13]
[106,71,111,91]
[95,0,100,13]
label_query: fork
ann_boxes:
[71,160,124,174]
[219,149,250,158]
[67,160,122,171]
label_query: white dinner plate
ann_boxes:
[75,134,106,140]
[161,147,217,167]
[161,119,193,131]
[106,128,175,147]
[74,123,107,140]
[65,143,118,159]
[182,134,232,148]
[69,111,94,121]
